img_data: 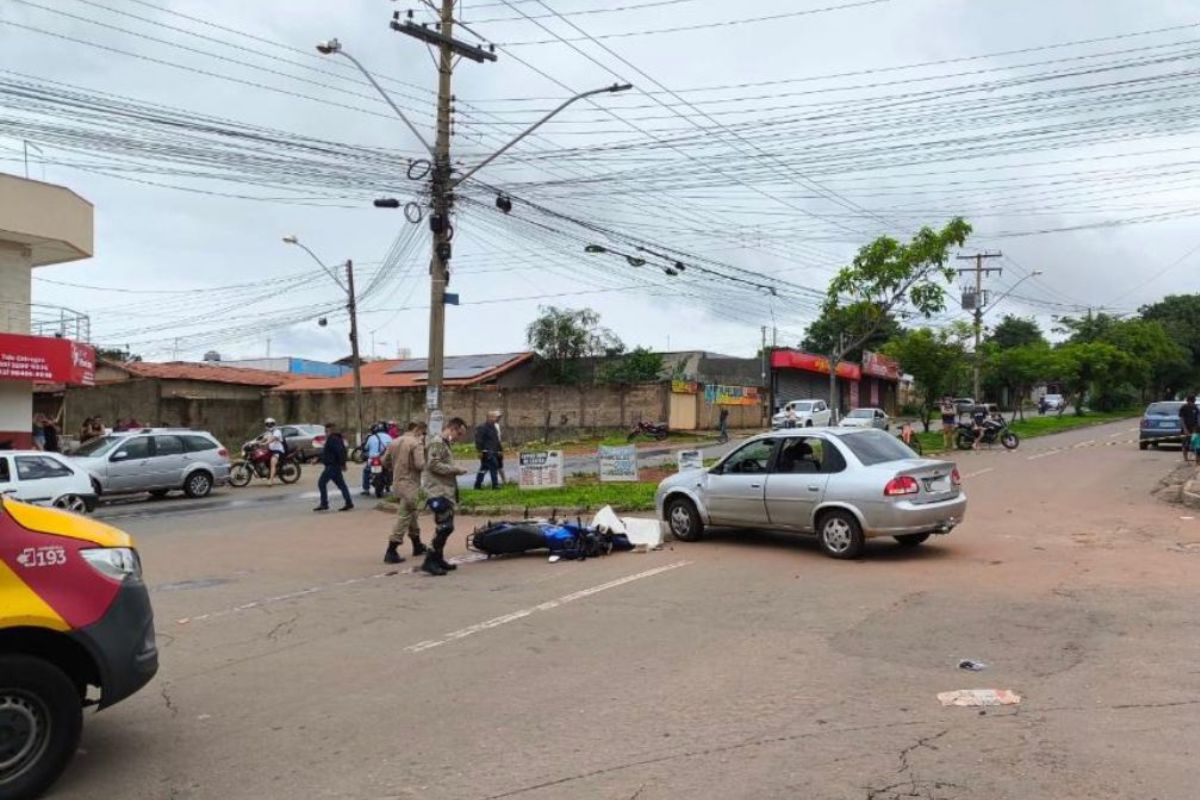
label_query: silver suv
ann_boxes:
[71,429,231,499]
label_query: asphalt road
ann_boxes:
[57,417,1200,800]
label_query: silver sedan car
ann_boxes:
[655,428,966,558]
[840,407,891,430]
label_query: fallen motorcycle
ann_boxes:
[228,443,302,486]
[627,420,669,441]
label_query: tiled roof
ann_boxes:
[272,352,533,391]
[103,360,294,387]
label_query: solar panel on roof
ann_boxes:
[385,353,521,377]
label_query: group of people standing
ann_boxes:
[31,412,62,452]
[311,417,471,577]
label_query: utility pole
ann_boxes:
[956,252,1003,401]
[424,0,456,424]
[345,259,365,447]
[828,332,846,425]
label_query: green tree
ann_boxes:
[987,315,1045,350]
[597,347,664,384]
[526,306,623,384]
[1054,310,1119,344]
[1051,342,1133,415]
[881,327,968,431]
[984,343,1052,420]
[800,305,902,363]
[1139,294,1200,389]
[821,218,973,415]
[1101,318,1190,401]
[96,347,142,363]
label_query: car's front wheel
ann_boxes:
[0,655,83,800]
[818,509,865,559]
[665,496,703,542]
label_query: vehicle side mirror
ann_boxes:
[709,462,724,475]
[111,451,128,462]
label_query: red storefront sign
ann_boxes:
[771,350,861,380]
[862,350,901,381]
[0,333,95,386]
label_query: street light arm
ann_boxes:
[289,240,349,294]
[451,83,632,188]
[983,271,1043,315]
[332,49,435,157]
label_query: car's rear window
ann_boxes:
[182,435,218,452]
[847,409,874,418]
[74,435,121,457]
[1147,402,1183,416]
[839,429,917,465]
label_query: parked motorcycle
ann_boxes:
[955,418,1019,450]
[627,421,670,442]
[368,455,392,498]
[228,443,302,487]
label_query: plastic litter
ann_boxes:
[937,689,1021,707]
[958,659,988,672]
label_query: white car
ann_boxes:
[841,407,891,431]
[0,450,98,513]
[772,399,832,429]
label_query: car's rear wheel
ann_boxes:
[818,509,865,559]
[665,496,703,542]
[0,655,83,800]
[184,470,214,498]
[50,495,88,515]
[894,532,931,547]
[1139,441,1149,451]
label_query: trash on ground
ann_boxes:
[937,689,1021,707]
[548,554,561,564]
[592,505,663,550]
[958,659,988,672]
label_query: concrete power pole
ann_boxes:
[425,0,455,423]
[345,259,365,446]
[956,252,1003,401]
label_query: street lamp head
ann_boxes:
[609,83,633,93]
[282,235,299,245]
[1032,270,1044,276]
[315,38,342,55]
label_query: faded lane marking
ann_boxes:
[175,553,489,624]
[1027,449,1062,460]
[405,561,692,654]
[962,467,994,479]
[1108,431,1129,438]
[1073,439,1097,449]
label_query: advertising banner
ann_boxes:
[0,334,95,386]
[770,350,861,381]
[598,444,638,482]
[861,350,901,381]
[518,451,564,489]
[677,449,704,472]
[703,384,760,406]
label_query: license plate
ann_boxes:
[1158,421,1175,428]
[926,477,950,492]
[371,465,383,474]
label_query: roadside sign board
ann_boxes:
[518,451,564,489]
[677,449,703,472]
[599,444,638,482]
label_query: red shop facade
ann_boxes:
[770,349,900,415]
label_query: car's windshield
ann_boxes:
[73,435,122,457]
[847,409,874,419]
[839,429,917,465]
[790,402,814,412]
[1147,402,1183,416]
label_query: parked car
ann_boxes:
[771,399,832,429]
[70,429,231,499]
[0,495,157,799]
[656,428,966,559]
[1139,401,1186,450]
[953,397,976,417]
[0,451,97,513]
[243,423,326,462]
[1041,393,1066,411]
[841,407,891,431]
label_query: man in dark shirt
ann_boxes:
[314,422,354,512]
[473,411,502,490]
[1180,394,1199,461]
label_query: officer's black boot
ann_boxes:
[410,534,427,557]
[383,542,405,565]
[420,550,447,576]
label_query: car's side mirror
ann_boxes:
[110,451,128,462]
[709,462,724,475]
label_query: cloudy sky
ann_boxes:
[6,0,1200,363]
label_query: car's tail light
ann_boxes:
[951,468,961,486]
[81,547,142,581]
[314,435,326,445]
[218,448,228,458]
[884,475,920,496]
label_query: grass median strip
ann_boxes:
[457,481,658,514]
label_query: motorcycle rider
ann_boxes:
[420,417,470,577]
[381,421,429,564]
[260,418,286,485]
[361,422,393,497]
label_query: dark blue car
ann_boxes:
[1139,401,1185,449]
